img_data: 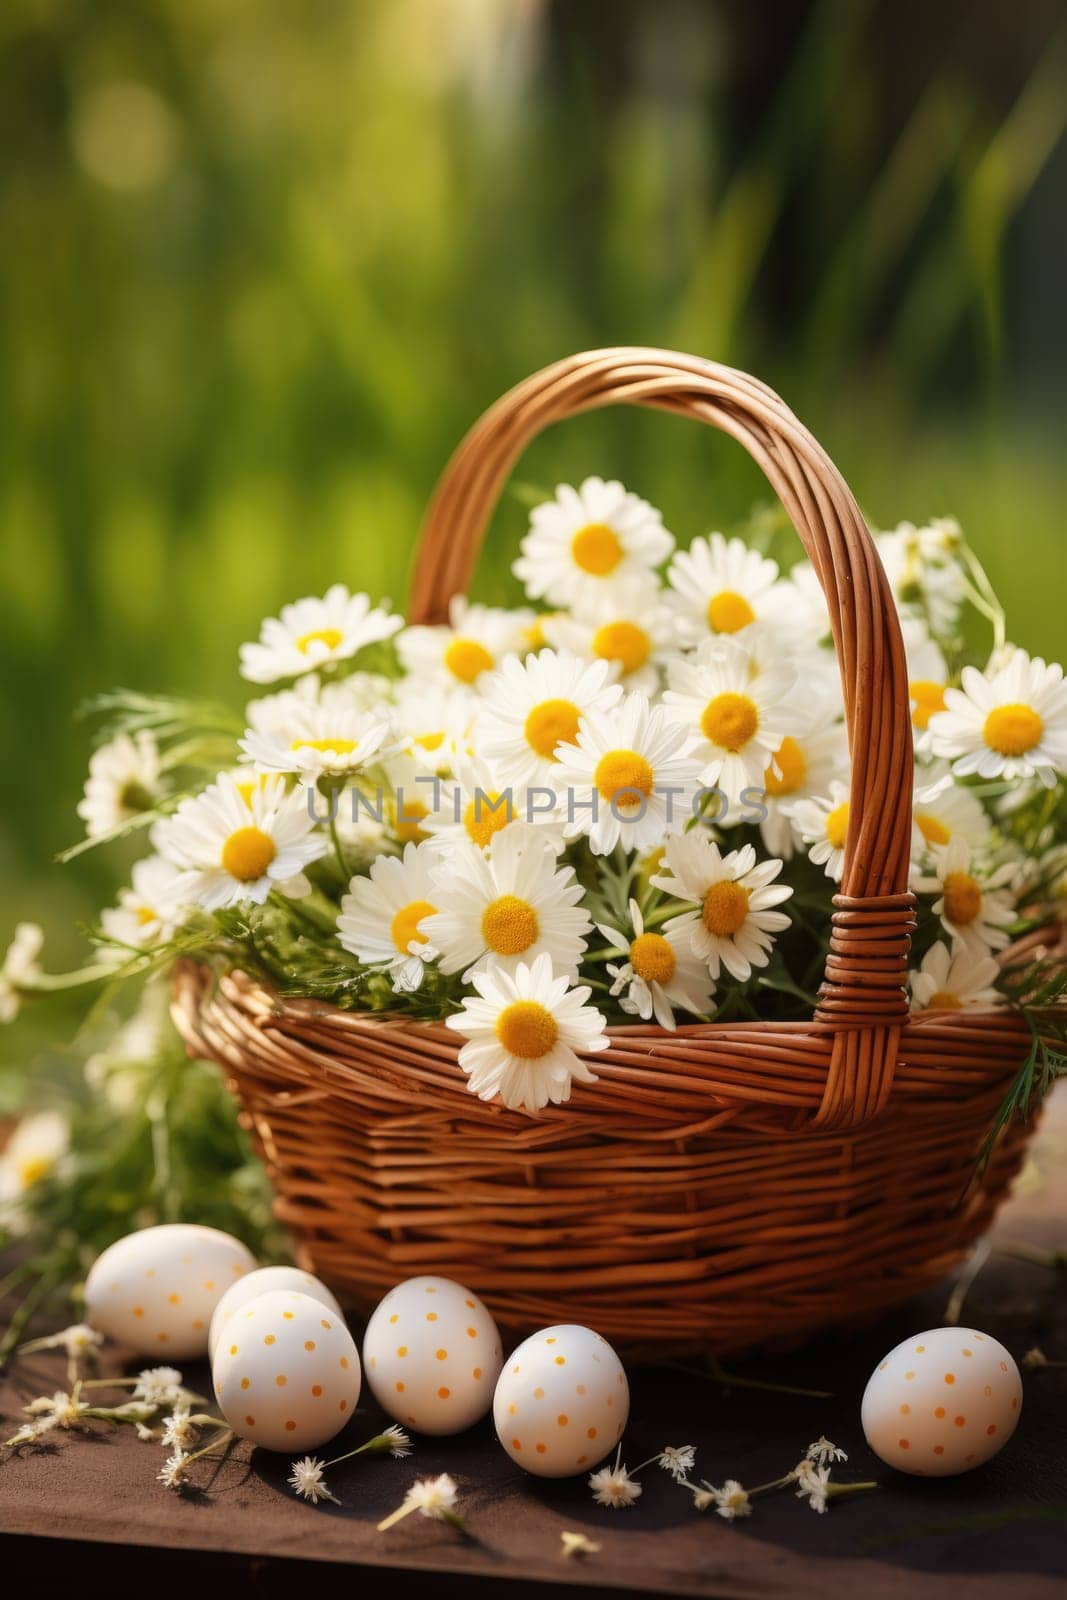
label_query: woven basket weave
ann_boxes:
[172,348,1037,1357]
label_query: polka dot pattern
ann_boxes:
[208,1266,342,1363]
[861,1326,1022,1477]
[493,1325,629,1479]
[212,1290,361,1453]
[362,1275,503,1436]
[84,1224,255,1359]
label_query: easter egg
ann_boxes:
[212,1289,361,1452]
[862,1326,1022,1476]
[208,1266,342,1362]
[493,1324,629,1478]
[362,1275,503,1436]
[85,1224,256,1358]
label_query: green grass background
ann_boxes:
[1,0,1065,1079]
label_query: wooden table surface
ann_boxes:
[1,1091,1065,1599]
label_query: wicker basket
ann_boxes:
[172,348,1037,1357]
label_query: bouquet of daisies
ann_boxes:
[6,479,1067,1119]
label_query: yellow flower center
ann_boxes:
[706,590,756,633]
[290,737,358,756]
[909,679,948,731]
[390,899,437,954]
[983,703,1043,758]
[700,691,759,751]
[629,931,676,985]
[825,801,850,851]
[481,894,540,956]
[701,880,751,937]
[444,637,494,684]
[495,999,559,1059]
[135,905,157,927]
[524,698,582,760]
[463,791,512,849]
[394,799,430,844]
[571,522,623,576]
[524,616,555,649]
[220,825,276,882]
[764,735,807,797]
[943,870,982,927]
[594,749,655,809]
[592,621,651,676]
[17,1155,54,1188]
[415,730,445,753]
[915,811,951,847]
[296,627,344,655]
[927,989,963,1010]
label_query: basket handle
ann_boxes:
[409,348,916,1128]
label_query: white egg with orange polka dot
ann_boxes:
[362,1275,504,1436]
[212,1289,361,1452]
[84,1224,256,1359]
[493,1324,629,1478]
[208,1266,342,1363]
[862,1326,1022,1476]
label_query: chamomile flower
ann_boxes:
[445,952,609,1112]
[392,680,476,772]
[875,520,966,638]
[588,1460,643,1509]
[599,899,715,1030]
[901,616,950,744]
[337,840,441,992]
[929,648,1067,788]
[240,701,396,782]
[913,836,1017,954]
[555,692,701,855]
[910,762,990,863]
[244,675,322,736]
[158,1450,191,1489]
[397,597,530,690]
[0,923,44,1024]
[789,779,851,882]
[0,1110,69,1210]
[478,648,623,788]
[909,940,1001,1013]
[754,711,849,859]
[695,1479,751,1520]
[541,578,677,694]
[77,732,161,838]
[514,477,673,610]
[288,1455,338,1505]
[651,834,792,981]
[154,773,327,911]
[423,826,591,980]
[239,585,402,684]
[100,855,188,951]
[422,759,566,853]
[133,1367,185,1407]
[662,634,801,803]
[664,533,795,644]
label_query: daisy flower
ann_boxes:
[100,855,188,951]
[238,585,402,684]
[0,923,45,1025]
[445,952,609,1112]
[658,1445,697,1482]
[133,1367,185,1407]
[651,834,792,982]
[337,840,441,992]
[875,520,966,638]
[913,836,1017,954]
[288,1456,339,1505]
[794,1460,830,1514]
[239,701,396,782]
[0,1110,69,1206]
[397,597,530,690]
[789,779,851,882]
[662,633,801,803]
[599,898,715,1030]
[909,940,1001,1012]
[541,578,678,694]
[158,1450,191,1490]
[555,692,701,856]
[392,680,476,772]
[422,827,591,981]
[695,1479,751,1520]
[422,759,566,854]
[806,1437,848,1466]
[161,1406,199,1452]
[514,477,674,610]
[77,732,161,838]
[755,711,849,860]
[929,648,1067,788]
[479,648,622,788]
[665,533,796,644]
[378,1472,463,1531]
[154,773,327,912]
[910,763,989,863]
[901,616,950,743]
[588,1460,643,1509]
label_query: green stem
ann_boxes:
[0,1276,56,1372]
[329,811,352,883]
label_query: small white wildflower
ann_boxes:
[161,1407,200,1451]
[806,1436,847,1466]
[24,1389,87,1429]
[0,923,45,1024]
[382,1423,412,1458]
[406,1472,459,1519]
[19,1323,102,1361]
[658,1445,696,1482]
[133,1366,185,1406]
[696,1479,751,1520]
[288,1456,339,1505]
[560,1530,601,1558]
[157,1450,191,1490]
[794,1460,830,1513]
[1023,1347,1049,1369]
[588,1462,643,1509]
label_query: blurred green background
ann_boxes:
[2,0,1065,1075]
